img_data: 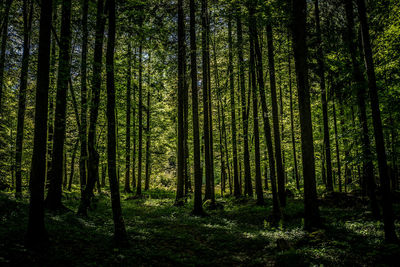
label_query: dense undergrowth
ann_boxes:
[0,188,399,266]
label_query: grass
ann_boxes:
[0,187,399,266]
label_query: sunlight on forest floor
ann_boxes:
[0,189,399,266]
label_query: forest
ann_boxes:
[0,0,399,265]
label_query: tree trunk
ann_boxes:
[26,0,53,247]
[332,95,341,192]
[79,0,89,196]
[176,0,185,205]
[190,0,204,215]
[106,0,128,244]
[254,14,281,222]
[136,39,143,196]
[236,5,252,198]
[287,33,300,190]
[77,0,106,216]
[145,89,151,191]
[125,41,132,193]
[290,0,321,230]
[266,23,286,207]
[248,4,264,205]
[357,0,398,243]
[0,0,12,114]
[343,0,379,217]
[15,0,33,198]
[68,139,78,191]
[45,0,72,211]
[315,0,333,192]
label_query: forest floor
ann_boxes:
[0,187,399,266]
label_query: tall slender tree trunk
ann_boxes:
[315,0,333,192]
[45,0,72,211]
[236,5,252,198]
[26,0,53,247]
[287,34,300,190]
[145,88,151,191]
[332,95,341,192]
[136,40,143,197]
[0,0,12,114]
[248,4,264,205]
[106,0,128,244]
[190,0,204,215]
[266,23,285,207]
[228,10,238,196]
[68,139,78,191]
[79,0,89,196]
[125,41,132,193]
[176,0,185,204]
[290,0,321,230]
[131,49,137,188]
[357,0,398,243]
[254,14,281,221]
[343,0,379,217]
[78,0,106,216]
[15,0,33,198]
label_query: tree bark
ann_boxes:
[15,0,33,198]
[125,41,132,193]
[357,0,398,243]
[45,0,72,211]
[78,0,106,216]
[26,0,53,247]
[0,0,12,114]
[106,0,128,244]
[290,0,321,230]
[266,23,285,207]
[315,0,333,192]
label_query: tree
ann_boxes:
[125,41,132,193]
[26,0,53,247]
[248,3,263,205]
[266,23,285,207]
[78,0,106,216]
[290,0,321,230]
[45,0,72,211]
[357,0,398,243]
[105,0,128,244]
[315,0,333,192]
[15,0,33,198]
[79,0,89,196]
[190,0,204,215]
[236,4,252,197]
[0,0,12,114]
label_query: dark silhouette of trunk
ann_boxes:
[236,5,252,197]
[125,41,132,193]
[176,0,185,204]
[26,0,53,247]
[131,50,137,188]
[136,40,143,197]
[68,140,78,191]
[290,0,321,230]
[254,15,281,221]
[228,11,239,197]
[46,4,58,186]
[145,89,151,191]
[190,0,204,215]
[357,0,398,243]
[202,0,214,203]
[266,23,285,207]
[332,96,341,192]
[15,0,33,198]
[248,5,264,205]
[287,34,300,190]
[63,148,68,188]
[184,50,190,196]
[45,0,72,211]
[101,164,106,187]
[78,0,106,216]
[343,0,379,218]
[79,0,89,194]
[106,0,128,245]
[0,0,12,114]
[315,0,333,192]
